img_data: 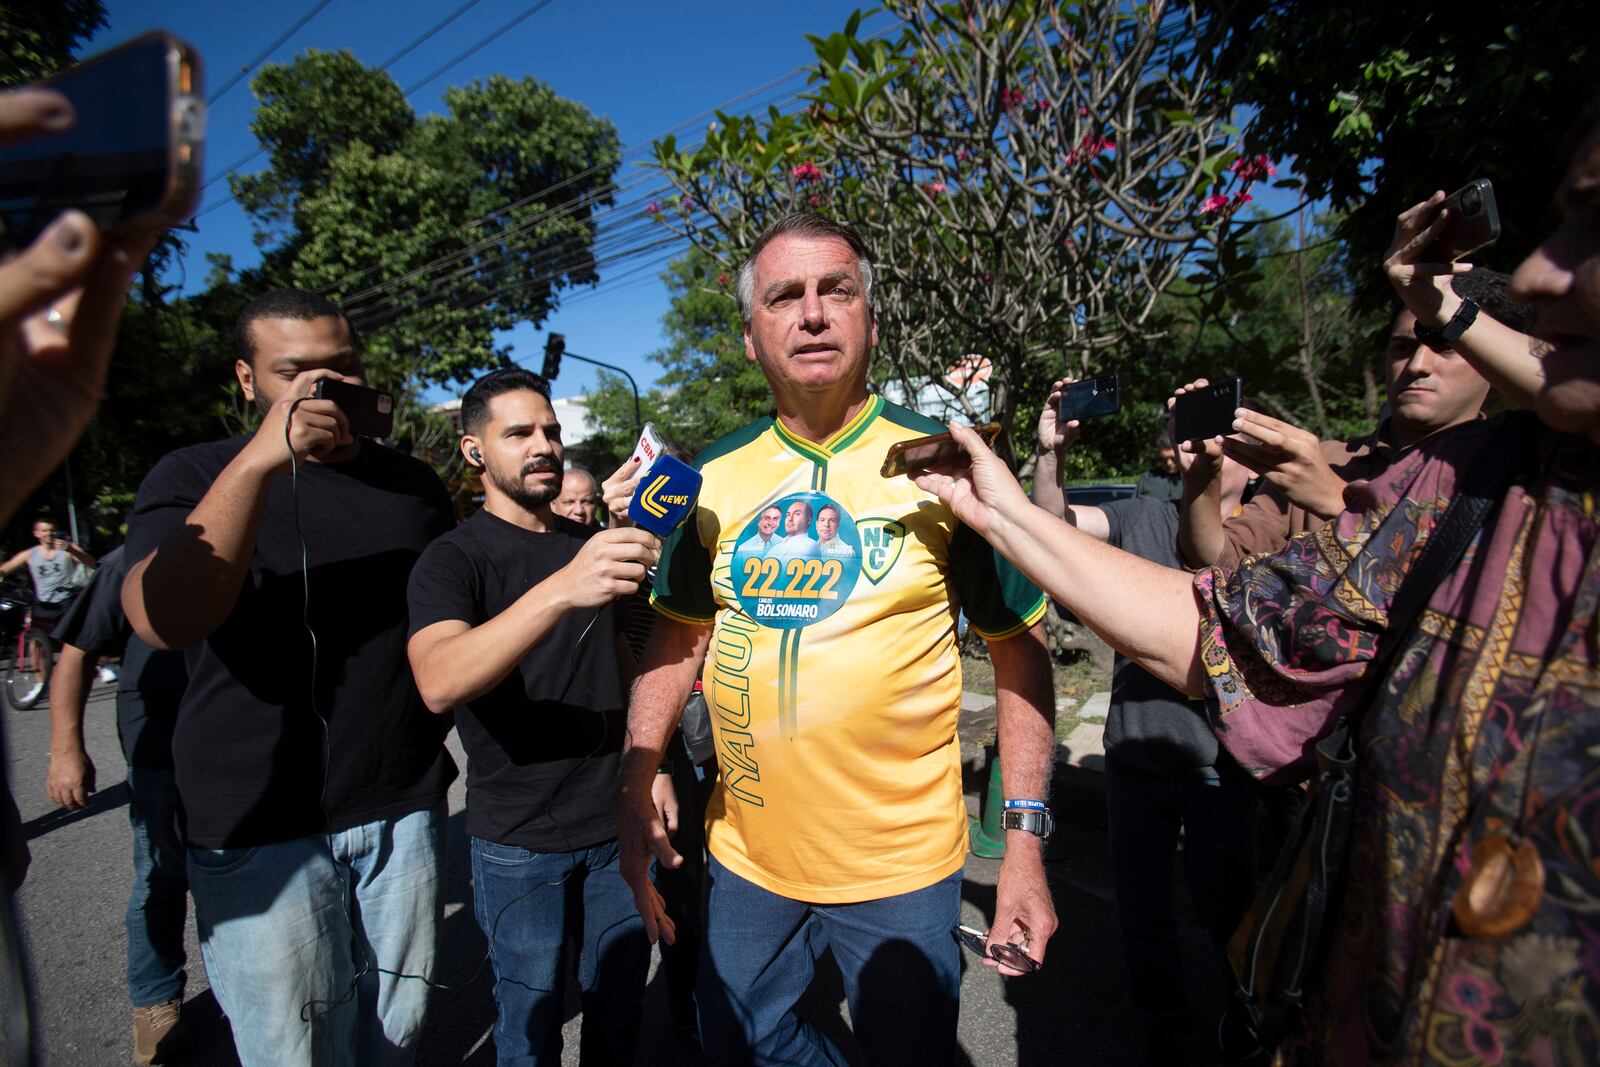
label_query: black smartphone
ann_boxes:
[315,380,395,439]
[0,32,205,249]
[880,424,1003,479]
[1426,178,1500,262]
[1059,373,1120,423]
[1171,378,1243,444]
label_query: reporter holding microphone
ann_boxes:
[405,368,664,1066]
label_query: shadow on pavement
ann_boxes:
[22,780,129,840]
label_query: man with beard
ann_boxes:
[406,368,663,1064]
[121,289,457,1067]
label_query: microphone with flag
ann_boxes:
[629,454,702,537]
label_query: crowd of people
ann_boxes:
[1,66,1599,1067]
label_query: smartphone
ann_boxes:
[881,423,1003,479]
[314,379,395,439]
[0,32,205,249]
[1059,373,1121,423]
[1171,378,1243,444]
[627,421,668,476]
[1425,178,1500,262]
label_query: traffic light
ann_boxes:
[542,332,565,380]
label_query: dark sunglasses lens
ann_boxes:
[953,927,989,956]
[989,943,1041,974]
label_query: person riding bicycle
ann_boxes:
[0,517,95,630]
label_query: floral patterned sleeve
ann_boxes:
[1191,425,1485,783]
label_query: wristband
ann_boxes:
[1004,798,1048,811]
[1413,297,1479,349]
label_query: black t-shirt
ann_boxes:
[125,437,459,849]
[53,546,188,769]
[406,509,627,851]
[1097,497,1224,778]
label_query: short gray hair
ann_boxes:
[735,213,875,325]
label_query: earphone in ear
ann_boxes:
[468,447,482,464]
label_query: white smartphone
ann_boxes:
[628,421,667,475]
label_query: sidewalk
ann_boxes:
[958,687,1113,829]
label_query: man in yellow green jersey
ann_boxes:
[617,213,1059,1065]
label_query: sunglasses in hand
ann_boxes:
[953,924,1041,975]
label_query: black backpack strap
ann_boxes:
[1359,412,1542,720]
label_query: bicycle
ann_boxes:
[2,586,54,711]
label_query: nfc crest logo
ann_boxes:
[856,518,905,584]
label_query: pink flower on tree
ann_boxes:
[792,161,823,183]
[955,148,971,163]
[1230,154,1277,183]
[1077,105,1089,117]
[924,180,947,196]
[1001,88,1026,112]
[1199,194,1231,215]
[808,194,822,208]
[1232,190,1254,208]
[644,200,660,215]
[716,272,730,286]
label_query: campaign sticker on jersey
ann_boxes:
[732,491,862,629]
[855,517,905,584]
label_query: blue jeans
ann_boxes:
[125,765,189,1007]
[1105,756,1257,1065]
[186,804,445,1067]
[469,836,649,1067]
[697,855,962,1067]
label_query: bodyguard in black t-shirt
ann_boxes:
[406,369,661,1065]
[121,289,457,1067]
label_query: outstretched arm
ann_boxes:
[912,424,1203,695]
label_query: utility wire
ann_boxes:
[195,0,515,209]
[403,0,556,95]
[206,0,338,105]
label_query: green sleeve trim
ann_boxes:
[649,592,716,626]
[971,595,1048,641]
[879,399,947,435]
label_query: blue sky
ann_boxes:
[100,0,881,401]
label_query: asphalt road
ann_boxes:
[1,680,1232,1065]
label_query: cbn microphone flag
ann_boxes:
[629,454,702,536]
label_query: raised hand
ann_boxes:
[601,455,645,528]
[557,527,662,608]
[1383,190,1474,328]
[1223,409,1347,519]
[1037,378,1081,454]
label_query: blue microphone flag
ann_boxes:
[629,454,702,536]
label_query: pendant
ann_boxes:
[1453,834,1545,938]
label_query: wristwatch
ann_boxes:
[1001,806,1056,840]
[1412,296,1479,349]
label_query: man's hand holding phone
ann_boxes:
[1384,188,1483,330]
[240,370,355,477]
[1038,378,1083,455]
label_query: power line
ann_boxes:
[194,0,518,213]
[313,61,812,300]
[206,0,338,106]
[403,0,556,95]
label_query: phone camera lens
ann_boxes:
[1461,188,1482,214]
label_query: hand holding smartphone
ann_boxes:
[0,32,204,249]
[314,380,395,439]
[1423,179,1500,262]
[1171,378,1243,444]
[881,423,1003,478]
[1058,372,1121,423]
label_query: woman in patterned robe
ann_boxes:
[911,109,1600,1065]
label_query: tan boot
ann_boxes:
[132,997,190,1066]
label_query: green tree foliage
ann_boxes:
[0,0,104,88]
[647,0,1264,454]
[571,250,771,471]
[228,52,623,387]
[1207,0,1594,307]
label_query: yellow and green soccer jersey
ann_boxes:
[652,396,1046,903]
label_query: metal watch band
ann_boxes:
[1413,296,1480,348]
[1000,808,1055,840]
